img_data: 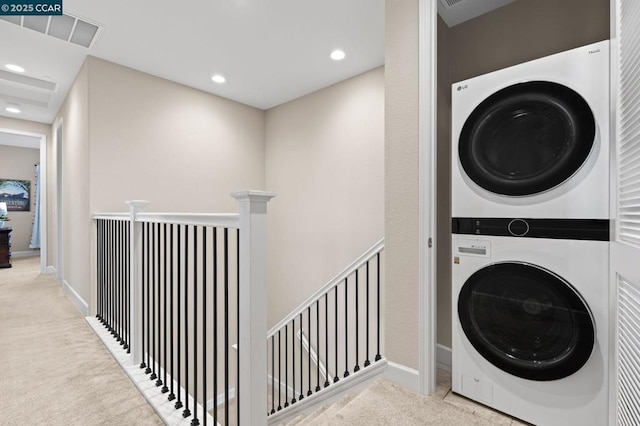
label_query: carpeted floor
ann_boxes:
[0,257,163,425]
[279,377,528,426]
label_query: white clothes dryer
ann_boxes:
[451,40,609,219]
[451,224,609,426]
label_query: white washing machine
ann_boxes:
[451,228,609,426]
[451,40,609,219]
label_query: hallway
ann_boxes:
[0,257,162,425]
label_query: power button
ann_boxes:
[508,219,530,237]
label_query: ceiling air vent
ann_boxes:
[0,12,102,49]
[444,0,464,7]
[438,0,515,27]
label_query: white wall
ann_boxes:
[265,67,385,326]
[87,57,265,213]
[54,61,90,306]
[53,57,265,313]
[385,0,421,370]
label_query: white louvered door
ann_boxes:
[612,0,640,424]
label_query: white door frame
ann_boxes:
[0,127,48,273]
[54,118,63,280]
[418,0,438,395]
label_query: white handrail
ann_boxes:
[136,212,240,228]
[267,238,384,337]
[92,213,129,221]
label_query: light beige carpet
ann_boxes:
[0,257,163,425]
[298,380,496,426]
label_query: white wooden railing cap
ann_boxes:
[125,200,150,208]
[231,190,276,202]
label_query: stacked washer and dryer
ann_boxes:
[451,41,610,426]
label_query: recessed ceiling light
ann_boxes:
[6,104,21,114]
[6,64,25,73]
[330,49,346,61]
[211,74,226,84]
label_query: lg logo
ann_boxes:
[457,84,468,91]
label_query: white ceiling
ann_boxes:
[0,130,40,149]
[0,0,518,125]
[0,0,385,124]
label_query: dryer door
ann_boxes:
[458,262,595,381]
[458,81,596,196]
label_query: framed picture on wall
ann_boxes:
[0,179,30,211]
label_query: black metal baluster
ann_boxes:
[156,223,163,387]
[271,335,275,414]
[316,300,321,392]
[307,306,312,397]
[123,221,127,347]
[107,220,115,336]
[224,228,229,425]
[344,277,349,378]
[119,221,123,342]
[168,224,176,401]
[112,220,117,336]
[325,294,329,388]
[150,223,157,381]
[354,269,360,373]
[334,286,339,384]
[365,260,371,367]
[202,226,207,426]
[192,226,199,425]
[96,221,102,323]
[236,229,240,426]
[175,225,183,410]
[162,223,169,393]
[125,221,131,352]
[212,228,218,424]
[292,317,296,404]
[299,312,304,401]
[278,330,282,411]
[105,221,109,329]
[284,324,289,408]
[145,223,152,374]
[119,221,123,345]
[112,221,117,338]
[375,253,381,362]
[183,226,191,418]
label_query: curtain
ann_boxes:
[29,164,40,249]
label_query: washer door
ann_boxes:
[458,262,595,381]
[459,81,596,196]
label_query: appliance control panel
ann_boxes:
[454,239,491,258]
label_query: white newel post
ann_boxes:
[126,200,149,366]
[232,190,275,426]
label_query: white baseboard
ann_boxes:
[46,265,56,275]
[436,344,452,372]
[12,250,40,258]
[384,347,451,393]
[62,279,88,316]
[86,317,213,426]
[384,361,420,393]
[206,387,236,411]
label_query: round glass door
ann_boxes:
[458,81,596,196]
[458,262,595,381]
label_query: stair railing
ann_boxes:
[93,191,274,426]
[266,239,384,416]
